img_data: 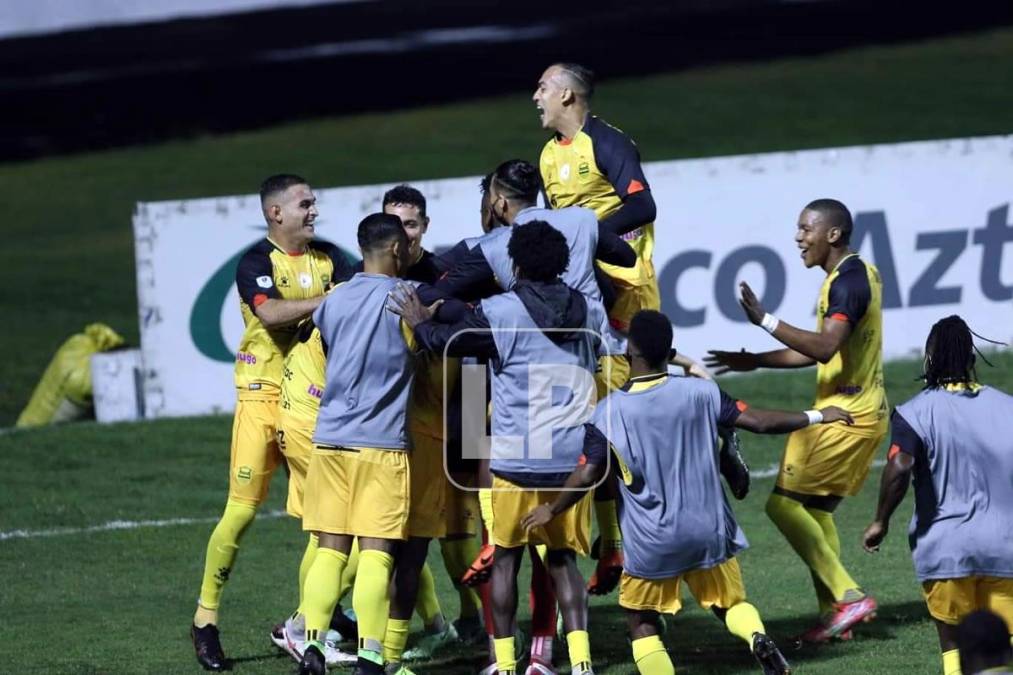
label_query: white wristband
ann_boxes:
[805,409,824,426]
[761,313,780,334]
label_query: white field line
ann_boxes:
[2,458,889,542]
[0,509,287,542]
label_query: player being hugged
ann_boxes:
[707,198,888,643]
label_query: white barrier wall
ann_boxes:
[133,135,1013,418]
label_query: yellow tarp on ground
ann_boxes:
[16,323,125,428]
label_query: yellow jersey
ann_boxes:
[280,322,325,423]
[814,254,889,434]
[539,114,657,329]
[234,237,351,398]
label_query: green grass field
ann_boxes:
[3,350,1012,674]
[3,25,1013,424]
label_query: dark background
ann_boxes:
[3,0,1012,161]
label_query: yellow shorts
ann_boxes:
[619,558,747,615]
[922,576,1013,626]
[302,446,410,540]
[277,412,314,518]
[777,423,886,497]
[408,433,447,539]
[228,397,282,505]
[444,478,480,537]
[608,275,660,335]
[490,476,592,554]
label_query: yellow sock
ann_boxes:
[415,562,444,627]
[594,499,622,550]
[303,548,348,642]
[194,605,218,629]
[632,635,674,675]
[196,499,257,617]
[494,636,517,673]
[766,494,859,602]
[566,630,592,672]
[942,649,961,675]
[353,549,395,664]
[296,533,319,614]
[479,488,495,531]
[383,618,411,664]
[807,507,841,615]
[440,538,481,618]
[725,603,765,647]
[337,539,360,602]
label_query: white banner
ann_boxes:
[133,135,1013,418]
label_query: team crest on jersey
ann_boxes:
[321,274,330,285]
[299,272,312,288]
[578,161,590,176]
[560,163,571,181]
[256,275,273,288]
[279,275,290,288]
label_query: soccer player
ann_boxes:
[190,174,352,672]
[296,213,424,675]
[862,316,1013,675]
[524,309,854,675]
[390,220,603,675]
[533,63,658,366]
[377,185,472,666]
[269,319,358,667]
[706,198,886,641]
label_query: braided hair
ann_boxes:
[923,315,977,388]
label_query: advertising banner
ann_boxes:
[133,135,1013,418]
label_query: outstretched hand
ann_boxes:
[739,282,766,326]
[704,349,760,375]
[386,282,443,328]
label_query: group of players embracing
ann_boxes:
[190,62,1013,675]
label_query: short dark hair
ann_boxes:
[508,220,569,282]
[492,159,541,205]
[804,198,853,244]
[357,212,407,254]
[260,174,308,203]
[629,310,673,368]
[480,172,493,194]
[382,184,426,216]
[957,610,1012,672]
[924,315,977,388]
[554,62,595,101]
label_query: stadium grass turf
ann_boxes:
[2,350,1011,673]
[3,25,1013,423]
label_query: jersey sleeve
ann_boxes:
[717,388,748,427]
[582,423,610,466]
[887,409,925,460]
[586,118,650,199]
[826,264,871,326]
[235,245,279,309]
